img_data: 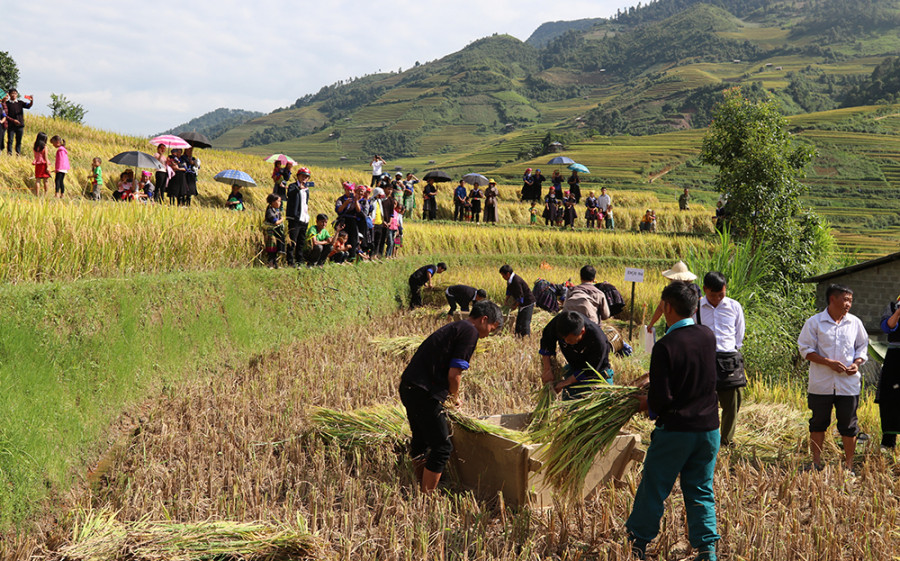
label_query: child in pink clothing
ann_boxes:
[32,131,50,196]
[50,136,70,198]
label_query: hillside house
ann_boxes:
[801,250,900,340]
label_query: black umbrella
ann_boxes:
[423,170,452,183]
[109,151,164,170]
[178,131,212,149]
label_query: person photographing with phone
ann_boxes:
[4,89,33,156]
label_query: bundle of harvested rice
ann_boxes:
[370,336,425,358]
[532,384,645,499]
[526,383,556,433]
[308,404,529,448]
[309,405,410,447]
[445,408,530,443]
[60,508,323,561]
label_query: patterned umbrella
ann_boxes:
[149,134,192,149]
[568,163,590,173]
[264,154,297,165]
[213,169,257,187]
[547,156,575,165]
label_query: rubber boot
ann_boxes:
[421,468,442,492]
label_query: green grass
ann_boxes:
[0,262,410,529]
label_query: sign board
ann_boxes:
[624,268,645,283]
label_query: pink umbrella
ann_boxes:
[264,154,297,165]
[150,134,192,149]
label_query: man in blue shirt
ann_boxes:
[453,180,467,221]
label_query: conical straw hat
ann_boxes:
[661,261,697,282]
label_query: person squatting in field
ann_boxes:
[398,300,503,492]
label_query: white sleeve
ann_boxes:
[797,317,818,359]
[854,318,869,364]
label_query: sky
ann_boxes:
[4,0,632,137]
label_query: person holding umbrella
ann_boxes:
[422,178,438,220]
[469,182,483,223]
[166,148,187,204]
[567,169,581,202]
[153,144,168,202]
[285,168,312,268]
[181,147,199,206]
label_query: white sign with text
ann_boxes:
[624,267,645,283]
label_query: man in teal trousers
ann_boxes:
[627,281,721,560]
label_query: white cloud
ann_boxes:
[4,0,631,135]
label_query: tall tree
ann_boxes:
[701,88,827,280]
[0,51,19,92]
[49,93,87,124]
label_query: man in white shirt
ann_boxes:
[699,272,746,447]
[597,186,611,213]
[370,155,385,187]
[797,284,869,471]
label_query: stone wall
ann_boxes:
[814,259,900,337]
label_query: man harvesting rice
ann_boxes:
[398,300,503,492]
[626,281,720,560]
[539,310,613,399]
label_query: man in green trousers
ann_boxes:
[627,281,720,561]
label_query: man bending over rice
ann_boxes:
[398,300,503,492]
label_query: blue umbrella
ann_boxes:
[214,169,257,187]
[547,156,575,165]
[568,163,590,173]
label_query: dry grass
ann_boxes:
[6,308,897,561]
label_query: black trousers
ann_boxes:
[306,244,329,266]
[399,383,452,473]
[454,201,465,221]
[54,172,66,195]
[286,219,307,265]
[878,348,900,447]
[373,224,388,256]
[445,292,471,314]
[154,171,168,202]
[6,125,24,155]
[341,218,359,261]
[409,281,425,308]
[514,303,534,337]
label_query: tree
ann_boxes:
[49,93,87,124]
[700,88,827,281]
[0,51,19,92]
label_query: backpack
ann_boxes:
[533,278,569,313]
[533,278,559,313]
[595,282,625,317]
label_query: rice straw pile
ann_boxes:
[59,508,323,561]
[369,335,498,358]
[445,408,530,443]
[532,384,645,499]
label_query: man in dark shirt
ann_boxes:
[4,89,33,156]
[499,264,535,337]
[539,311,612,399]
[445,285,487,316]
[335,183,364,261]
[626,281,720,561]
[399,300,503,492]
[408,262,447,309]
[284,168,311,267]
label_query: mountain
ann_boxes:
[159,108,264,140]
[207,0,900,170]
[526,18,607,48]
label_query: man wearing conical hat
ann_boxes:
[647,261,701,333]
